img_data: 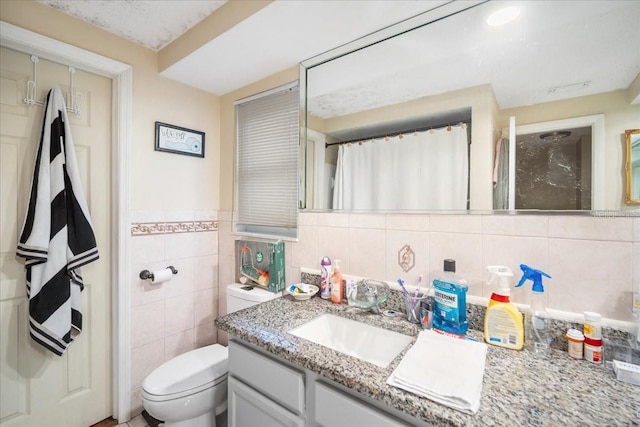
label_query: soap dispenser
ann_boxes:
[483,266,524,350]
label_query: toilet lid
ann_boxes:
[142,344,228,397]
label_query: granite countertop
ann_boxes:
[215,294,639,426]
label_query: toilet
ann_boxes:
[141,283,281,427]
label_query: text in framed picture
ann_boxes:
[155,122,205,158]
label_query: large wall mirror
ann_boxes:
[299,0,640,212]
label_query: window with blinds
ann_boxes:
[235,82,299,239]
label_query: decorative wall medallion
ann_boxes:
[398,244,415,272]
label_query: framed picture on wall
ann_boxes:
[155,121,205,158]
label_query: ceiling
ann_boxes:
[306,0,640,118]
[39,0,227,51]
[38,0,639,115]
[38,0,450,95]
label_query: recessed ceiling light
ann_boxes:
[486,6,521,27]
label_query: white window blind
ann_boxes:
[236,82,299,238]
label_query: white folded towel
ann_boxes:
[386,330,487,414]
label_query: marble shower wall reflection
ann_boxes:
[516,126,592,210]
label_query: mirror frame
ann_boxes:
[625,129,640,205]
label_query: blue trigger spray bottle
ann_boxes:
[515,264,552,353]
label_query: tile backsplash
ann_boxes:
[226,212,639,323]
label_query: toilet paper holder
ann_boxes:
[139,266,178,281]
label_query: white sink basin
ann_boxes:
[288,314,413,368]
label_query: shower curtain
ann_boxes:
[332,125,468,210]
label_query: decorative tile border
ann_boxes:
[131,221,218,236]
[130,222,164,235]
[164,222,194,233]
[194,221,217,232]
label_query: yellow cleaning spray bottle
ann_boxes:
[483,266,524,350]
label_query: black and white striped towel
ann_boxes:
[16,87,99,356]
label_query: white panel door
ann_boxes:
[0,47,112,427]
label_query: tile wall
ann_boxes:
[128,210,638,416]
[218,211,639,327]
[129,210,219,416]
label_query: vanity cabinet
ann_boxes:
[229,340,305,414]
[228,339,427,427]
[228,340,305,426]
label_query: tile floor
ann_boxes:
[117,412,226,427]
[116,414,154,427]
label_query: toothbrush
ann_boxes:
[399,277,419,323]
[414,275,423,297]
[397,278,410,297]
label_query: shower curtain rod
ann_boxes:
[325,121,467,148]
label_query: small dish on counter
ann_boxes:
[287,283,319,301]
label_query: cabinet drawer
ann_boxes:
[229,340,305,414]
[229,376,304,427]
[315,381,409,427]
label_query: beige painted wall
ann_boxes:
[502,90,640,210]
[1,0,221,211]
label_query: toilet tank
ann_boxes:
[226,283,281,314]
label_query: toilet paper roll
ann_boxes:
[150,268,173,284]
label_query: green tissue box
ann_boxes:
[236,239,285,293]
